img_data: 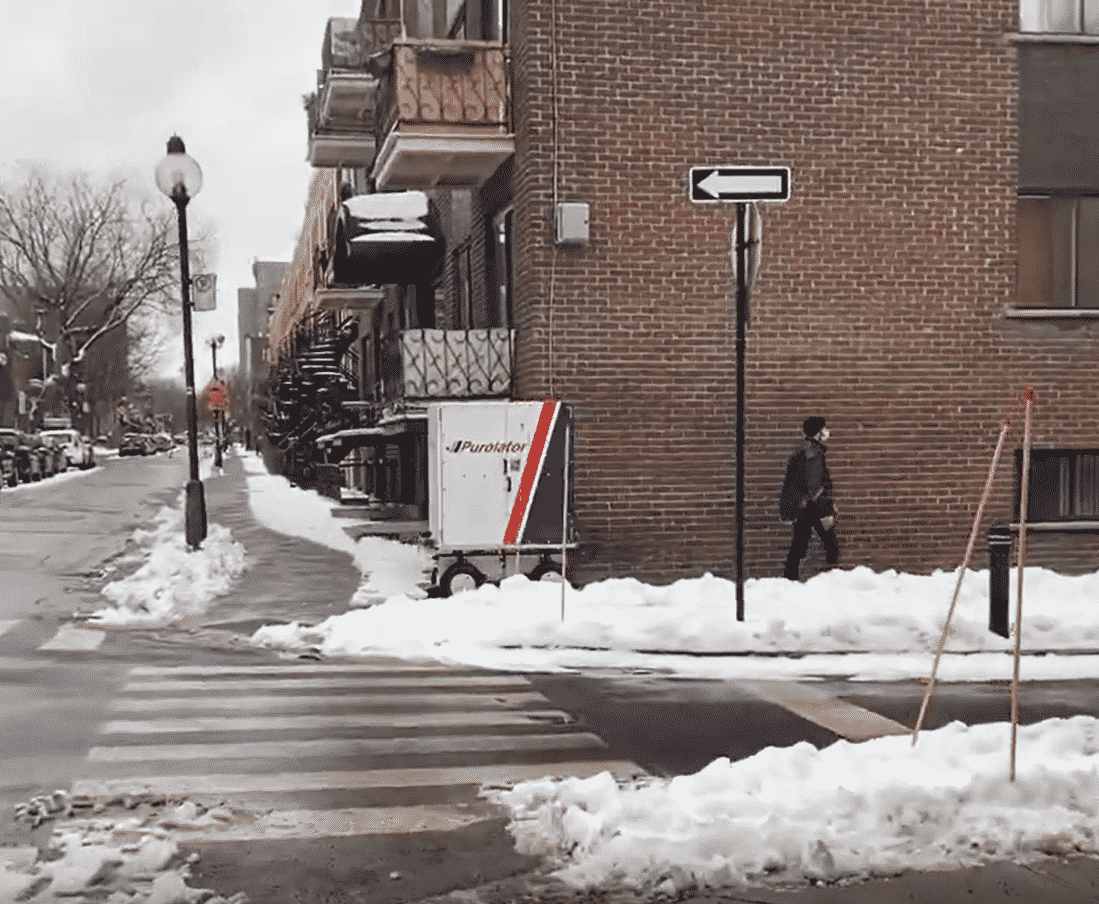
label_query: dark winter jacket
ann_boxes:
[779,439,835,522]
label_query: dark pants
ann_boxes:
[784,509,839,580]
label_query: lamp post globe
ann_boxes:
[156,135,206,549]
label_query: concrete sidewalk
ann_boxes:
[179,448,363,638]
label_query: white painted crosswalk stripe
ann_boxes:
[39,624,106,651]
[103,709,572,734]
[148,804,499,844]
[76,660,645,842]
[72,760,644,799]
[89,731,608,763]
[127,661,453,677]
[111,690,551,713]
[122,673,528,694]
[0,619,20,639]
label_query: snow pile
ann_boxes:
[238,449,1099,679]
[487,716,1099,891]
[256,565,1099,661]
[249,567,1099,680]
[87,501,246,627]
[0,806,248,903]
[241,453,431,600]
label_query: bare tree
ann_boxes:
[0,172,185,400]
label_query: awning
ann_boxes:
[316,427,387,446]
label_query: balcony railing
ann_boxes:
[372,40,514,189]
[306,17,403,168]
[380,328,513,401]
[377,40,509,137]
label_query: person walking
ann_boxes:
[779,416,839,580]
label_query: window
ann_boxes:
[1017,196,1099,308]
[1020,0,1099,33]
[1017,449,1099,521]
[491,208,514,328]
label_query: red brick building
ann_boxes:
[266,0,1099,586]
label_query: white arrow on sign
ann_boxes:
[698,172,783,199]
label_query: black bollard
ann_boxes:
[988,525,1012,638]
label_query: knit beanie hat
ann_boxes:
[803,416,826,438]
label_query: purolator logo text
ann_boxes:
[446,440,528,454]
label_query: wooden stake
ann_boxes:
[912,421,1010,745]
[1010,388,1033,782]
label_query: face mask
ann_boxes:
[818,428,829,443]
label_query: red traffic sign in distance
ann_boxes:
[202,379,230,412]
[690,166,791,202]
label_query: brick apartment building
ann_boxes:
[264,0,1099,586]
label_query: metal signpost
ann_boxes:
[690,166,790,621]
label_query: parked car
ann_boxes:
[119,433,152,457]
[151,433,174,453]
[36,434,63,477]
[40,429,94,470]
[0,431,18,487]
[0,430,43,482]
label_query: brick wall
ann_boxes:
[503,0,1099,585]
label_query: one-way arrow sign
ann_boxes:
[689,166,790,202]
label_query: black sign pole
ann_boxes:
[735,201,747,621]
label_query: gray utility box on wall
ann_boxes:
[555,202,589,245]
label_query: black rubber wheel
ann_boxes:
[527,560,564,582]
[6,470,16,488]
[439,561,486,597]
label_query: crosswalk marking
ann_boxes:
[111,690,551,713]
[39,624,106,651]
[134,804,499,844]
[122,673,528,694]
[103,709,572,735]
[74,659,645,843]
[126,661,454,677]
[89,731,607,763]
[0,619,19,639]
[739,679,909,741]
[72,761,644,798]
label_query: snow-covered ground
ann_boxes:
[69,447,1099,893]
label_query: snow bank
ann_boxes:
[87,500,246,627]
[238,448,1099,678]
[2,803,249,903]
[249,564,1099,679]
[488,716,1099,891]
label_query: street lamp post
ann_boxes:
[208,334,225,469]
[155,135,206,549]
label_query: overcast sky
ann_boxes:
[0,0,359,382]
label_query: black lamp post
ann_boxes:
[155,135,206,549]
[208,334,225,469]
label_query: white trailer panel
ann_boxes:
[427,400,574,554]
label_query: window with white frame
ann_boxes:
[1020,0,1099,33]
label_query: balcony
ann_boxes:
[380,328,513,402]
[372,40,514,189]
[306,17,402,168]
